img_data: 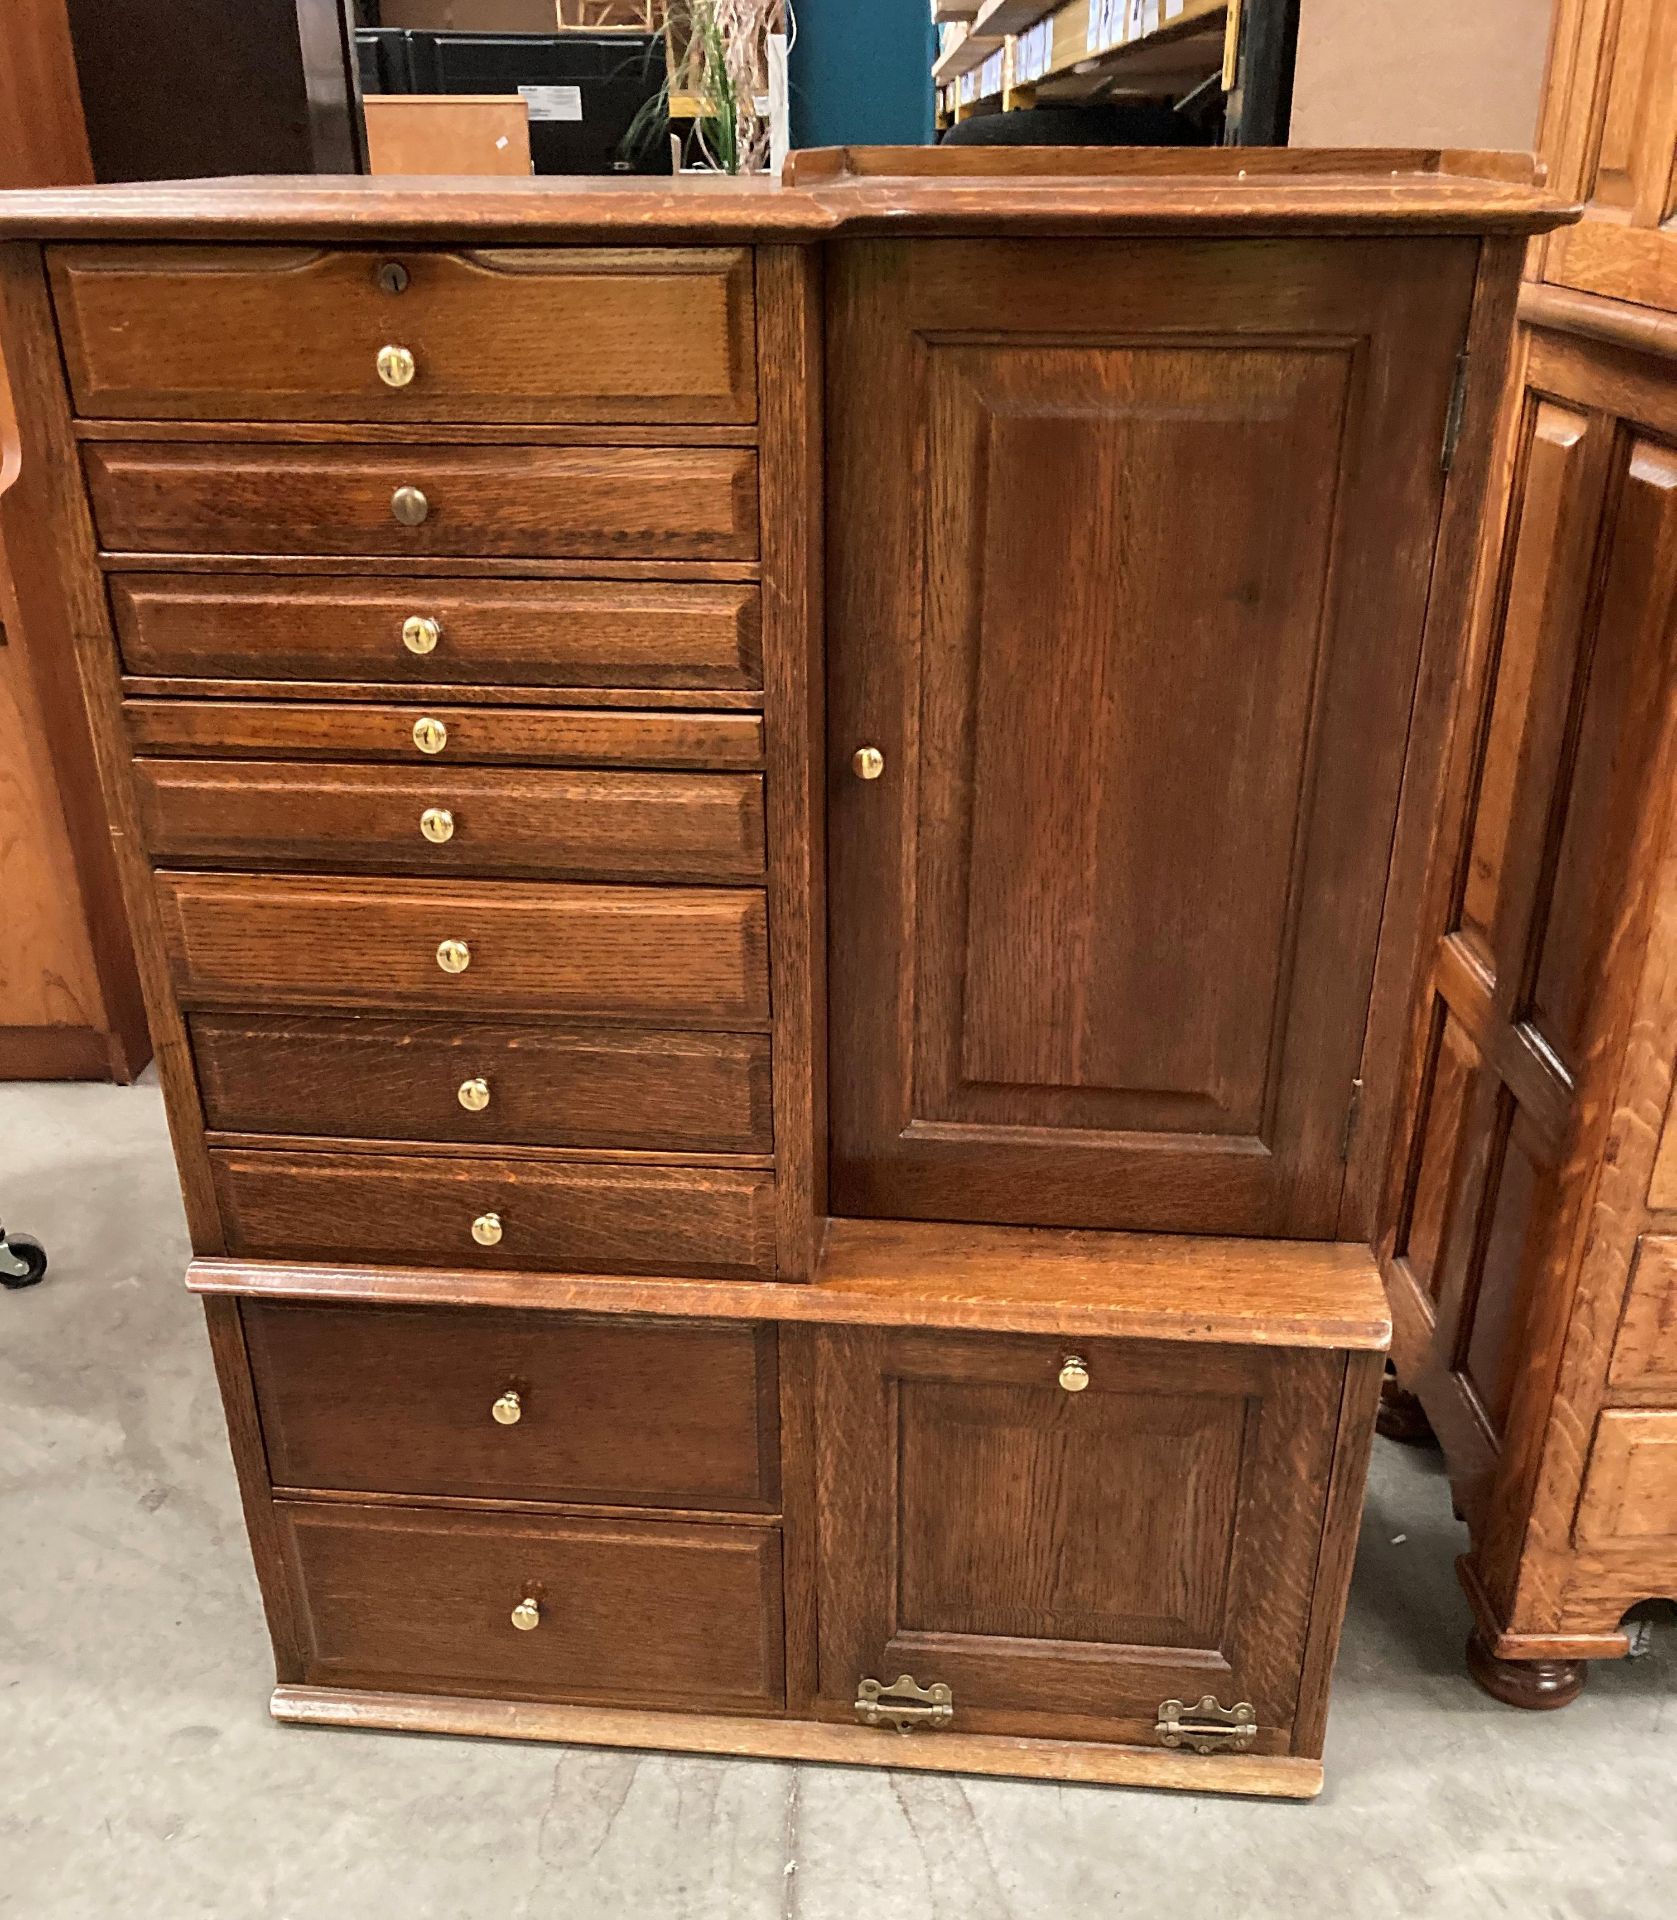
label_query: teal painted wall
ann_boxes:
[789,1,935,149]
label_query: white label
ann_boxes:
[1167,0,1186,16]
[519,85,583,123]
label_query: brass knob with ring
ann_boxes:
[376,344,417,389]
[402,615,441,657]
[391,484,429,527]
[420,806,455,845]
[510,1596,541,1632]
[436,938,471,975]
[412,716,448,755]
[1059,1355,1090,1394]
[853,746,885,781]
[458,1076,491,1113]
[491,1388,522,1427]
[472,1211,503,1247]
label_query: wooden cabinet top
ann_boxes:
[0,147,1576,242]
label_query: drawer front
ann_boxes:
[157,872,770,1025]
[1575,1410,1677,1546]
[277,1502,784,1710]
[245,1301,778,1508]
[1609,1236,1677,1391]
[125,703,765,771]
[51,245,757,425]
[212,1148,777,1278]
[192,1013,773,1155]
[111,575,762,690]
[135,760,767,882]
[86,444,760,561]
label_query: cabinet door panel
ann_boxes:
[812,1325,1344,1743]
[828,238,1477,1233]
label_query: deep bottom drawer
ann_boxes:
[277,1501,785,1713]
[213,1148,777,1278]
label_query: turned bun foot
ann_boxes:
[1465,1628,1588,1709]
[1376,1369,1437,1446]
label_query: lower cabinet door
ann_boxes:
[278,1502,785,1714]
[812,1327,1343,1749]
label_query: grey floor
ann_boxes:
[1,1077,1673,1920]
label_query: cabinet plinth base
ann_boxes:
[1464,1629,1589,1710]
[270,1686,1325,1798]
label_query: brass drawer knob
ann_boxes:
[420,806,455,845]
[412,716,448,755]
[403,615,441,656]
[436,938,471,975]
[458,1076,491,1113]
[377,343,417,388]
[472,1211,503,1247]
[1059,1355,1090,1393]
[511,1596,541,1632]
[391,484,430,527]
[491,1388,522,1426]
[853,746,885,781]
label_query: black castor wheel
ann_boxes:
[0,1232,48,1289]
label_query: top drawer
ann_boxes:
[49,246,757,426]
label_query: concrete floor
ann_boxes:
[1,1076,1673,1920]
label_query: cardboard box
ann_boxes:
[376,3,559,32]
[363,94,533,174]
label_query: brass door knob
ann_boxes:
[436,939,471,975]
[377,344,417,388]
[511,1596,541,1632]
[472,1211,503,1247]
[458,1076,491,1113]
[402,615,441,656]
[491,1389,522,1426]
[412,716,448,755]
[853,746,885,781]
[420,806,455,845]
[1059,1355,1090,1393]
[391,484,430,526]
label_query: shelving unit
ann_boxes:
[934,0,1292,141]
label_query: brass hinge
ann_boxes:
[854,1674,954,1733]
[1441,352,1471,471]
[1156,1696,1258,1754]
[1341,1075,1364,1160]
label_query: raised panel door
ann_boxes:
[828,237,1478,1233]
[811,1325,1344,1746]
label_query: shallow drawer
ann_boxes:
[125,703,765,771]
[85,444,759,561]
[157,872,770,1025]
[1609,1236,1677,1392]
[245,1301,778,1509]
[277,1501,784,1710]
[111,575,762,690]
[192,1013,773,1155]
[51,245,757,425]
[134,760,766,883]
[212,1148,777,1279]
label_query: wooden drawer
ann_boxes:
[244,1301,778,1509]
[51,245,757,425]
[212,1148,777,1278]
[133,760,766,882]
[276,1501,784,1710]
[156,872,770,1025]
[191,1013,773,1155]
[111,575,762,690]
[85,444,759,561]
[1609,1236,1677,1392]
[1575,1410,1677,1546]
[125,702,765,770]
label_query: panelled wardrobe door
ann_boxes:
[826,237,1480,1234]
[811,1326,1346,1749]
